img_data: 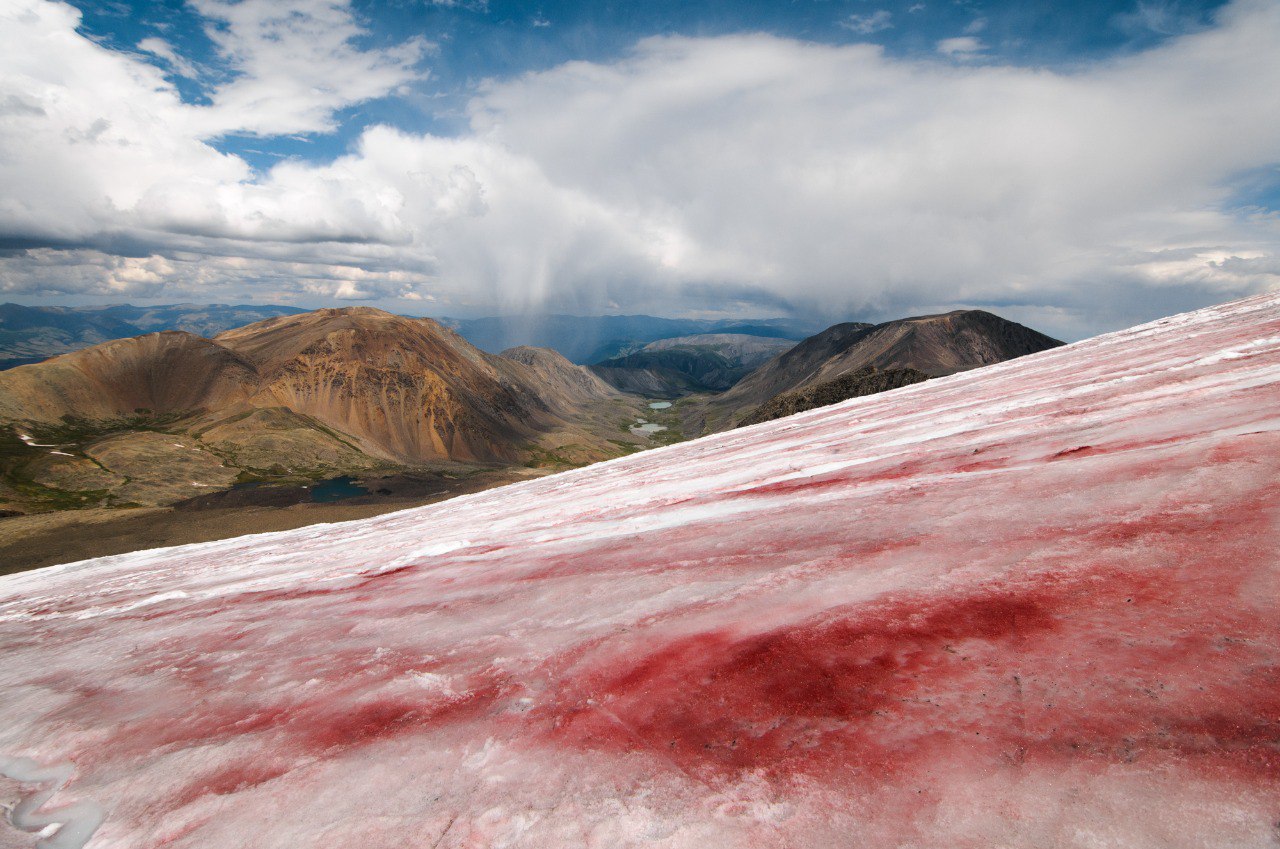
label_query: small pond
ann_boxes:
[310,476,371,503]
[648,401,673,410]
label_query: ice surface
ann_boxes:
[2,294,1280,848]
[0,758,104,849]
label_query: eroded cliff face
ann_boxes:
[220,311,557,463]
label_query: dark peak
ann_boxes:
[884,307,1048,332]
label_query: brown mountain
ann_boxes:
[699,310,1062,430]
[215,308,579,463]
[0,331,256,423]
[0,308,636,514]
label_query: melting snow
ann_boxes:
[2,294,1280,848]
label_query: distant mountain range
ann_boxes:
[0,304,824,370]
[0,303,307,369]
[440,314,823,364]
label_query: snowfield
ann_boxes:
[2,294,1279,848]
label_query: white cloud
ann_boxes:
[936,36,985,57]
[1,0,1279,338]
[840,10,893,36]
[137,36,200,78]
[186,0,428,138]
[0,0,247,242]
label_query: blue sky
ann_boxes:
[0,0,1276,339]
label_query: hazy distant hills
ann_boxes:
[441,314,822,364]
[591,333,797,396]
[0,308,640,515]
[0,303,306,369]
[696,310,1064,431]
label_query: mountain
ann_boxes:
[0,331,256,424]
[443,314,822,363]
[700,309,1062,429]
[0,302,306,369]
[0,308,636,513]
[214,308,592,464]
[736,365,930,427]
[498,346,618,413]
[590,333,796,396]
[3,293,1277,849]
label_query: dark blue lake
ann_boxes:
[309,476,370,503]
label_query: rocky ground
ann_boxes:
[0,467,541,574]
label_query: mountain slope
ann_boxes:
[2,293,1277,849]
[498,346,619,414]
[704,309,1061,428]
[0,331,256,423]
[737,365,930,426]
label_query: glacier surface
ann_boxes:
[2,294,1279,848]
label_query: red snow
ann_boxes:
[2,294,1280,848]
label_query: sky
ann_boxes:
[0,0,1277,338]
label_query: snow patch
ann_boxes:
[0,757,102,849]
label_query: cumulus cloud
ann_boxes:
[186,0,428,138]
[1,0,1279,338]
